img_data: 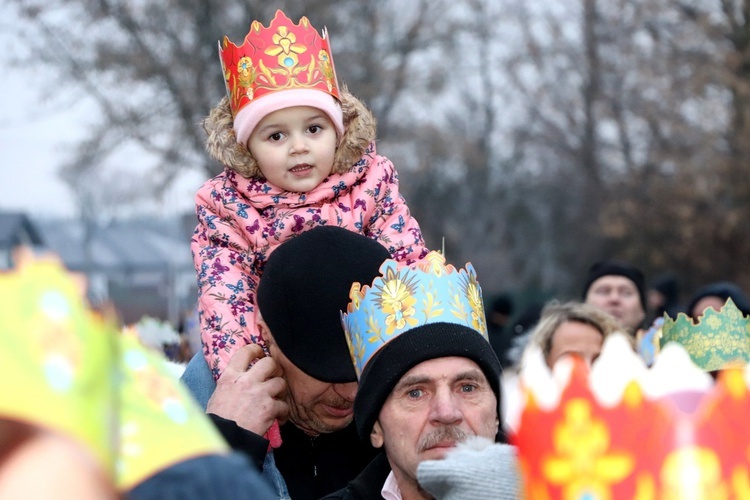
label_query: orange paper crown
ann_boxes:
[513,354,750,499]
[218,10,341,117]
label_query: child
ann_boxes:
[191,10,429,382]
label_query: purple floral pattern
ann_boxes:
[191,143,429,378]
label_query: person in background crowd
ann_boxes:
[526,301,628,370]
[486,293,515,368]
[686,281,750,319]
[502,300,546,369]
[647,271,682,322]
[498,301,630,435]
[582,259,647,336]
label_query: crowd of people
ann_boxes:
[488,258,750,372]
[5,8,750,500]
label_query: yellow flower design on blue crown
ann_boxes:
[343,251,489,377]
[463,272,487,337]
[349,283,363,309]
[377,268,418,335]
[420,251,447,277]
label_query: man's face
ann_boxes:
[263,327,357,436]
[370,357,498,491]
[585,275,645,332]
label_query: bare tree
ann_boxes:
[9,0,750,299]
[596,0,750,294]
[7,0,446,216]
[467,0,750,298]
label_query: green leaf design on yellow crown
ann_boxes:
[660,298,750,371]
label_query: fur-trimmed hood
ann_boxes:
[203,88,377,179]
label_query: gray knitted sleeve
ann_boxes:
[416,437,522,499]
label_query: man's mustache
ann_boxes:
[321,395,353,410]
[418,426,469,452]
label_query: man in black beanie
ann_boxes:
[687,281,750,318]
[325,252,518,499]
[582,259,647,336]
[181,226,391,499]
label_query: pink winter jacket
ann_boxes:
[191,142,428,380]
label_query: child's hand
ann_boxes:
[207,344,289,436]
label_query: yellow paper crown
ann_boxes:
[0,251,228,492]
[116,329,228,490]
[660,298,750,371]
[0,252,118,471]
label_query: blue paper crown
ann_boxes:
[342,251,488,378]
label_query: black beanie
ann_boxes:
[257,226,390,383]
[581,259,647,312]
[353,322,502,439]
[686,281,750,317]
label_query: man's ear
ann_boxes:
[370,421,384,449]
[257,318,273,345]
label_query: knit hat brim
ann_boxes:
[233,90,345,146]
[354,322,502,439]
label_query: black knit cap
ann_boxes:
[353,322,502,439]
[687,281,750,317]
[581,259,647,312]
[257,226,390,383]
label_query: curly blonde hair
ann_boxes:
[203,88,377,179]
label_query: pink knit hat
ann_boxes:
[233,89,345,146]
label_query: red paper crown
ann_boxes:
[218,10,341,117]
[512,355,750,498]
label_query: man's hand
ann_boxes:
[206,344,288,436]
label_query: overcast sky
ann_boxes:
[0,66,80,218]
[0,69,204,220]
[0,4,204,220]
